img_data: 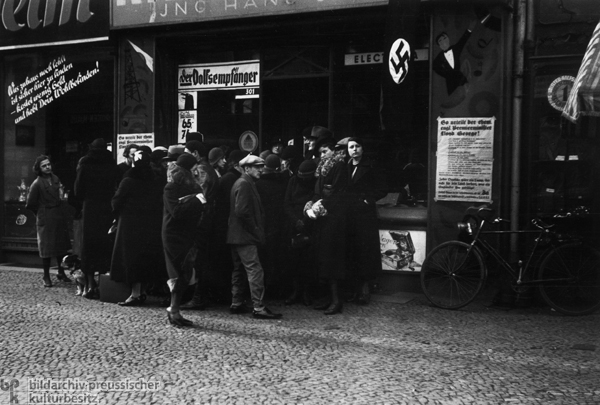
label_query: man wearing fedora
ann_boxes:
[227,154,283,319]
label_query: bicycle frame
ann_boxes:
[464,218,561,286]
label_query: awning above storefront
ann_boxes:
[562,21,600,122]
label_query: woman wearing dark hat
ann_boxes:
[306,138,349,315]
[283,159,318,305]
[74,138,120,298]
[208,147,226,177]
[110,150,166,307]
[345,137,388,304]
[26,155,73,287]
[162,153,207,327]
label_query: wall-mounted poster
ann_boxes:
[380,229,426,272]
[116,133,154,165]
[178,110,197,142]
[435,116,495,202]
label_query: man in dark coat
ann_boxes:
[74,138,120,298]
[256,154,289,293]
[227,154,282,319]
[211,149,246,302]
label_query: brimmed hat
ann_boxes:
[302,126,333,140]
[239,154,265,167]
[163,145,185,161]
[314,133,336,152]
[208,147,225,165]
[297,159,317,179]
[263,154,281,174]
[89,138,106,150]
[176,154,197,171]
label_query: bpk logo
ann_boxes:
[0,379,19,404]
[389,38,411,84]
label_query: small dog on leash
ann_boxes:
[61,254,85,296]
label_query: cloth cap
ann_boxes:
[336,137,350,150]
[227,149,246,165]
[297,159,317,179]
[176,153,197,171]
[208,147,225,165]
[239,154,265,167]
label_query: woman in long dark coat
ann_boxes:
[110,150,166,306]
[74,138,119,298]
[307,141,349,315]
[345,137,388,304]
[26,155,72,287]
[162,154,206,327]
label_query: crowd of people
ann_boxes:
[26,127,388,327]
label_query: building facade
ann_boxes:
[1,0,598,294]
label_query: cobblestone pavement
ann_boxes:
[1,267,599,405]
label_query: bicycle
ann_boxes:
[420,205,600,315]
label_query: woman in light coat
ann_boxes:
[26,155,72,287]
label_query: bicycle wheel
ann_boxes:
[420,241,486,309]
[538,243,600,316]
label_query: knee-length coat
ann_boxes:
[26,174,71,258]
[110,165,166,285]
[345,157,388,281]
[74,149,119,275]
[162,166,205,281]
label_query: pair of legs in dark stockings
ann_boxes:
[42,256,71,287]
[167,277,193,327]
[314,279,343,315]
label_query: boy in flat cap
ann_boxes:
[227,154,282,319]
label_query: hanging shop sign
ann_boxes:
[0,0,109,50]
[116,133,155,165]
[112,0,387,29]
[178,60,260,93]
[7,56,101,125]
[435,117,495,203]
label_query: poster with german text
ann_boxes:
[435,117,494,202]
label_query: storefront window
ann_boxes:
[3,46,114,242]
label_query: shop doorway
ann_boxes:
[261,76,329,153]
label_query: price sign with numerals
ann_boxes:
[178,110,197,141]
